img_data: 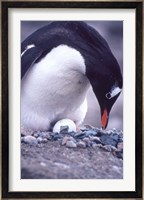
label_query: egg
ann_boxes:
[53,119,76,133]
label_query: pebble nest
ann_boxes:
[21,125,123,159]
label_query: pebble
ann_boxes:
[110,133,119,141]
[66,140,77,148]
[100,134,118,147]
[37,137,43,143]
[40,162,47,167]
[106,130,112,135]
[82,137,91,147]
[75,132,86,139]
[21,125,123,159]
[23,135,38,145]
[102,145,113,152]
[32,132,39,138]
[82,137,90,143]
[40,132,48,138]
[61,136,70,145]
[89,136,101,144]
[92,143,103,148]
[96,131,105,137]
[51,132,62,140]
[77,141,86,148]
[117,142,123,151]
[85,130,98,136]
[113,150,123,159]
[42,138,48,143]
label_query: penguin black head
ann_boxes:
[85,39,122,129]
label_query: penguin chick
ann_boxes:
[21,21,122,131]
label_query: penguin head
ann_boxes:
[85,46,122,129]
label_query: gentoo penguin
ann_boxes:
[21,21,122,131]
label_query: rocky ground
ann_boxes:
[21,125,123,179]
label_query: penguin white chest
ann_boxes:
[21,45,90,130]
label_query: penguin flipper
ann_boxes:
[21,46,44,79]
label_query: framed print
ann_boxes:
[1,1,143,199]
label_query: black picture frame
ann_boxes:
[1,1,143,199]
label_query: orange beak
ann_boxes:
[101,108,108,129]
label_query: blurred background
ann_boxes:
[21,21,123,130]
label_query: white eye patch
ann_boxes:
[106,86,122,99]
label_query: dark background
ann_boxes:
[21,21,123,130]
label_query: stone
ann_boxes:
[89,136,101,144]
[82,137,91,147]
[61,136,70,145]
[66,140,77,148]
[102,145,112,152]
[77,141,86,148]
[92,143,103,148]
[100,134,117,147]
[110,133,119,141]
[32,132,39,138]
[117,142,123,151]
[74,132,86,139]
[37,137,43,143]
[24,135,38,145]
[40,162,47,167]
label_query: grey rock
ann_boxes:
[117,142,123,151]
[110,133,119,141]
[40,162,47,167]
[96,131,105,137]
[100,134,117,147]
[77,141,86,148]
[113,150,123,159]
[44,132,51,140]
[24,135,38,145]
[61,136,70,145]
[92,143,103,148]
[38,132,48,138]
[37,137,43,143]
[85,130,97,136]
[82,137,91,147]
[102,145,113,152]
[89,136,101,144]
[74,132,86,139]
[42,138,48,143]
[66,140,77,148]
[51,133,62,141]
[32,132,39,138]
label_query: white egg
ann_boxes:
[53,119,76,133]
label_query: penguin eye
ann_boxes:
[105,92,112,99]
[105,86,122,100]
